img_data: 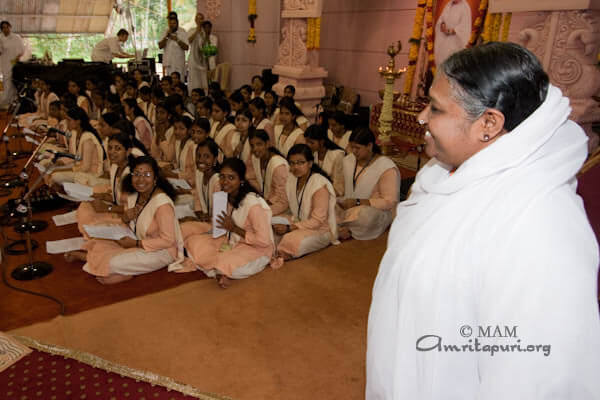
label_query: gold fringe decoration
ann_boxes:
[314,17,321,49]
[481,10,494,42]
[468,0,488,46]
[248,0,257,43]
[306,18,321,50]
[13,335,231,400]
[491,13,502,41]
[425,0,435,75]
[501,12,512,42]
[403,0,427,95]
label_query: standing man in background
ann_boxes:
[0,20,24,108]
[91,29,135,63]
[158,14,189,77]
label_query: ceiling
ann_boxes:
[0,0,114,34]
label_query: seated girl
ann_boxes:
[67,156,184,284]
[210,98,238,157]
[48,106,107,187]
[67,80,91,115]
[273,144,338,260]
[274,97,305,157]
[151,101,174,160]
[249,97,275,144]
[246,129,289,216]
[18,79,59,128]
[184,158,274,288]
[123,98,153,151]
[304,124,345,196]
[180,138,221,238]
[232,108,253,163]
[337,127,400,241]
[327,111,352,153]
[264,90,279,124]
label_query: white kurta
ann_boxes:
[366,85,600,399]
[434,0,472,65]
[91,37,123,63]
[0,32,24,106]
[161,28,188,76]
[188,30,217,92]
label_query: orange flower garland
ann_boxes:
[248,0,257,43]
[501,12,512,42]
[425,0,435,75]
[468,0,488,46]
[403,0,427,94]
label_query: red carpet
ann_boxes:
[0,336,226,400]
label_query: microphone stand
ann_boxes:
[9,162,57,281]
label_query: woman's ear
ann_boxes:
[479,108,506,142]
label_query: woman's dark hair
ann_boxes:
[318,111,329,132]
[251,75,264,85]
[287,144,331,182]
[349,126,381,154]
[214,97,231,115]
[139,86,152,96]
[124,98,150,124]
[68,80,93,112]
[220,157,259,209]
[152,87,166,100]
[61,92,77,110]
[304,124,343,151]
[284,84,296,96]
[235,107,254,123]
[67,106,106,159]
[101,111,120,127]
[198,96,213,111]
[249,97,267,116]
[155,101,172,119]
[165,94,184,112]
[171,114,193,129]
[229,90,245,105]
[122,155,177,200]
[192,117,211,134]
[240,84,252,94]
[329,110,346,126]
[440,42,549,132]
[279,96,304,118]
[196,138,221,171]
[249,129,283,158]
[112,119,149,155]
[192,87,206,97]
[108,132,137,165]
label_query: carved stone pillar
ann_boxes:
[490,1,600,137]
[272,0,327,120]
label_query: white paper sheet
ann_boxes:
[83,224,137,240]
[57,192,94,202]
[52,210,77,226]
[271,216,291,226]
[63,182,93,197]
[24,135,40,145]
[46,237,85,254]
[212,191,228,238]
[167,178,192,190]
[23,127,36,135]
[33,162,46,173]
[174,204,196,219]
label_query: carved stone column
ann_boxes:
[490,1,600,137]
[272,0,327,120]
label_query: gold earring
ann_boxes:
[483,135,490,142]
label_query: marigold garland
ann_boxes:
[403,0,427,94]
[501,12,512,42]
[306,18,321,50]
[491,13,502,41]
[314,17,321,49]
[481,10,494,42]
[248,0,257,43]
[468,0,488,46]
[425,0,435,75]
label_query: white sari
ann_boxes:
[251,154,288,199]
[274,125,304,157]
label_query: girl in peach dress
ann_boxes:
[210,98,238,158]
[48,106,107,187]
[273,97,306,157]
[273,144,338,260]
[304,124,345,196]
[184,158,274,288]
[73,133,139,241]
[180,138,221,239]
[67,80,91,115]
[68,156,184,284]
[337,127,400,241]
[246,129,289,216]
[123,98,153,151]
[151,101,174,162]
[249,97,275,144]
[231,108,253,163]
[327,111,352,154]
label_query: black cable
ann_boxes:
[0,227,65,316]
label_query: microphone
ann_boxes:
[45,149,81,161]
[48,127,72,139]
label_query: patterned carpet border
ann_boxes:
[12,335,232,400]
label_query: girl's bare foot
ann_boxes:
[64,250,87,263]
[96,274,132,285]
[338,226,352,241]
[216,274,231,289]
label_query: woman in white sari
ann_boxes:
[367,42,600,399]
[68,156,184,284]
[274,144,338,260]
[337,127,400,241]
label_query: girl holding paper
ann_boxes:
[71,156,184,284]
[337,127,400,241]
[180,138,221,238]
[210,98,238,158]
[184,158,274,288]
[274,144,338,260]
[246,129,289,216]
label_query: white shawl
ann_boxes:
[228,192,274,249]
[366,85,600,399]
[178,139,197,171]
[127,192,185,272]
[274,125,304,157]
[77,131,104,176]
[251,154,288,199]
[342,154,398,199]
[109,164,130,205]
[194,170,220,214]
[328,129,352,152]
[211,122,236,148]
[285,173,339,245]
[315,149,345,178]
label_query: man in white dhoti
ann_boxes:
[434,0,471,65]
[0,21,24,108]
[91,29,135,63]
[366,42,600,399]
[188,14,218,93]
[158,15,189,77]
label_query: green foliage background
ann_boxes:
[25,0,197,64]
